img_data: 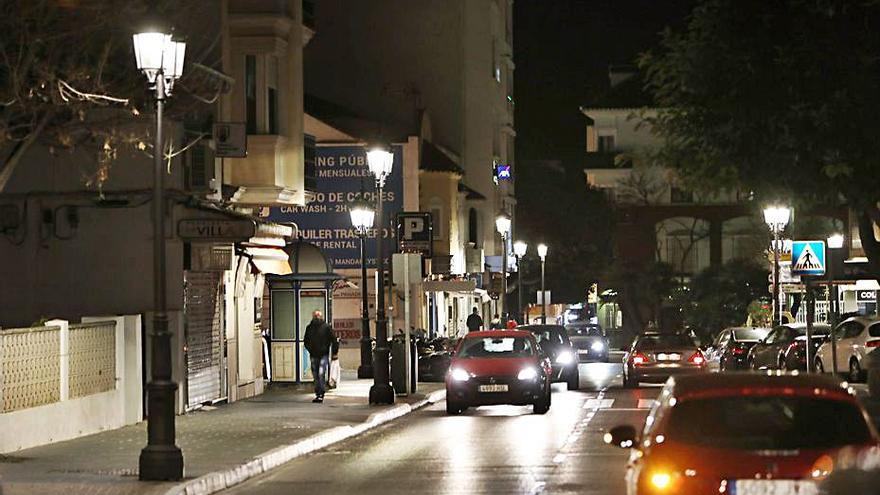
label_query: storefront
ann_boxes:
[266,240,341,382]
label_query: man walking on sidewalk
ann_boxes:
[466,307,483,332]
[304,310,336,403]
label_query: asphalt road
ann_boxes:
[227,355,660,495]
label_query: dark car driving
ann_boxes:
[748,323,831,371]
[705,327,771,371]
[623,332,707,387]
[565,322,609,362]
[519,324,579,390]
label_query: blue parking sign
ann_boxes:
[791,241,826,276]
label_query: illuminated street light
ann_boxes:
[495,214,511,321]
[367,146,394,405]
[537,243,548,324]
[763,204,791,327]
[350,196,375,379]
[513,241,527,323]
[827,232,845,374]
[133,24,186,482]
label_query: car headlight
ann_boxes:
[517,367,538,380]
[449,367,470,382]
[555,350,574,364]
[591,341,605,352]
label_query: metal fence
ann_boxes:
[69,321,116,399]
[0,326,61,412]
[793,301,831,325]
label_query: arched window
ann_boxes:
[468,208,479,246]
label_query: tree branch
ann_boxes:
[0,110,52,192]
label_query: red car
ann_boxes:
[605,373,879,494]
[445,330,552,415]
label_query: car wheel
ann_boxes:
[566,368,580,390]
[850,358,865,383]
[446,400,464,415]
[533,382,551,414]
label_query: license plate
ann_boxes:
[731,479,818,495]
[478,384,509,393]
[657,353,681,361]
[577,349,590,354]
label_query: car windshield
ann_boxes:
[636,334,694,350]
[666,396,872,450]
[567,325,603,337]
[524,326,566,345]
[733,328,769,341]
[457,337,535,358]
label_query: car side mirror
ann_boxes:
[604,425,638,449]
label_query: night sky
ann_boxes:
[513,0,697,162]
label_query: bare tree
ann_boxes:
[0,0,225,192]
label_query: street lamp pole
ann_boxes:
[513,241,527,324]
[537,243,548,324]
[827,233,844,374]
[763,205,791,327]
[495,215,511,321]
[133,30,186,481]
[350,196,375,379]
[367,148,394,404]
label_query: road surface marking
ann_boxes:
[638,399,655,409]
[583,398,614,409]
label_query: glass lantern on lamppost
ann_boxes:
[537,243,548,324]
[350,196,375,379]
[366,146,395,405]
[495,214,511,321]
[513,241,528,324]
[827,233,844,373]
[763,205,791,327]
[133,26,186,482]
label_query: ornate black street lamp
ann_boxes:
[366,147,395,404]
[350,196,375,379]
[132,27,186,481]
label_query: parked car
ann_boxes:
[605,373,879,495]
[519,324,580,390]
[445,330,552,415]
[622,332,707,387]
[815,316,880,382]
[417,338,455,382]
[748,323,830,371]
[565,322,609,362]
[704,327,770,371]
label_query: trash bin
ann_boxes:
[391,337,418,395]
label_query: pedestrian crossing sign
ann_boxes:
[791,240,826,276]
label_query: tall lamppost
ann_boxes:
[763,205,791,327]
[132,28,186,481]
[537,243,548,324]
[350,196,375,379]
[366,147,394,404]
[827,233,844,374]
[513,241,528,323]
[495,214,511,321]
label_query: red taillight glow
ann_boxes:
[867,340,880,348]
[688,351,705,365]
[732,346,745,355]
[632,352,649,365]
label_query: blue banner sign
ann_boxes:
[266,145,402,269]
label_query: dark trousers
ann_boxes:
[311,354,330,397]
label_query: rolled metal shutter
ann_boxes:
[184,271,223,408]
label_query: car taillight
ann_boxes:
[732,346,745,355]
[632,352,649,365]
[867,340,880,348]
[688,351,705,365]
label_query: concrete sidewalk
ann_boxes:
[0,375,444,495]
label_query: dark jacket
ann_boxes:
[304,318,336,358]
[466,313,483,332]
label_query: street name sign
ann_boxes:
[791,240,826,276]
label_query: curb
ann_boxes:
[166,388,446,495]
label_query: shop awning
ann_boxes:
[246,247,292,275]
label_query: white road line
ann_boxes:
[582,398,615,409]
[637,399,655,409]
